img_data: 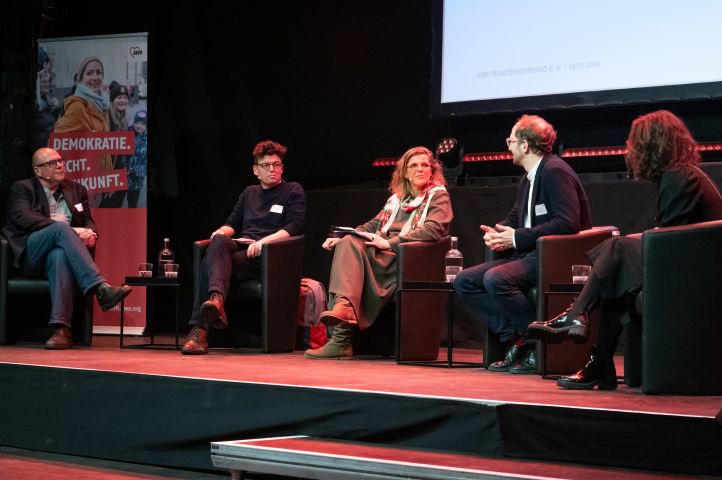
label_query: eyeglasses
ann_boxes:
[35,159,64,168]
[255,162,283,171]
[506,138,520,147]
[407,162,432,171]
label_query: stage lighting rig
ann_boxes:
[435,137,464,184]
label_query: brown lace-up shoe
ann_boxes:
[45,325,72,350]
[200,292,228,329]
[181,326,209,355]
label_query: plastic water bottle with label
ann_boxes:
[444,236,463,282]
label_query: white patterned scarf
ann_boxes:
[378,185,446,236]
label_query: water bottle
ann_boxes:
[444,236,463,282]
[157,237,174,277]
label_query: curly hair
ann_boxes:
[515,114,557,155]
[252,140,288,163]
[389,146,446,198]
[625,110,699,182]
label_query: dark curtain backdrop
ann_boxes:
[4,0,722,192]
[2,0,722,340]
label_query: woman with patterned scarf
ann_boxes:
[305,146,453,360]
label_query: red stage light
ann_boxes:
[372,143,722,168]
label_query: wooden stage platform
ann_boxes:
[1,336,720,478]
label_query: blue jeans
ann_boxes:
[189,234,261,327]
[453,252,537,344]
[20,222,104,327]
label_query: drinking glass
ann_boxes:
[164,263,179,278]
[138,263,153,277]
[572,265,592,284]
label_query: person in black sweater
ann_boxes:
[182,140,306,354]
[528,110,722,390]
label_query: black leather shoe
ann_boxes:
[95,282,133,312]
[557,345,617,390]
[45,325,72,350]
[488,343,529,372]
[181,326,208,355]
[201,293,228,329]
[528,304,588,343]
[510,349,537,374]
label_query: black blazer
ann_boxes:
[655,165,722,227]
[500,154,592,253]
[1,177,96,268]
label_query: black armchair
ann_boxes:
[192,235,305,353]
[353,236,451,360]
[482,226,620,374]
[0,233,93,346]
[625,220,722,394]
[395,236,452,361]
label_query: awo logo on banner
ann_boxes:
[49,131,134,194]
[129,46,143,58]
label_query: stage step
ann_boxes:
[210,436,698,480]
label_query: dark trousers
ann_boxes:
[189,234,261,327]
[585,236,643,360]
[453,251,537,344]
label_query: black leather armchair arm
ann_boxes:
[638,220,722,394]
[536,226,619,321]
[395,236,451,361]
[396,237,452,285]
[1,232,93,346]
[1,234,9,344]
[192,235,306,353]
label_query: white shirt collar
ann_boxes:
[526,156,543,183]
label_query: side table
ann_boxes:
[120,276,181,349]
[396,281,484,368]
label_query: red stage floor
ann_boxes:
[0,335,720,418]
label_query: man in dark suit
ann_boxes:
[1,147,132,349]
[454,115,591,374]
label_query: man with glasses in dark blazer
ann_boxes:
[454,115,591,374]
[2,147,132,349]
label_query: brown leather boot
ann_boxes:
[45,325,72,350]
[181,326,209,355]
[319,296,357,326]
[304,323,354,359]
[200,292,228,329]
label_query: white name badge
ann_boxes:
[534,203,548,216]
[270,204,284,214]
[74,203,84,212]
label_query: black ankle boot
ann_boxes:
[557,345,617,390]
[95,282,132,312]
[528,298,599,343]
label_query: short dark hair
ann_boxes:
[253,140,287,162]
[515,114,557,155]
[625,110,699,182]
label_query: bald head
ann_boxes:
[32,147,66,186]
[32,148,61,167]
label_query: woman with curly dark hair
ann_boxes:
[528,110,722,390]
